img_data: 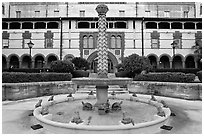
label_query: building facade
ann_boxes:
[2,2,202,72]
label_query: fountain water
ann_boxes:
[33,4,171,134]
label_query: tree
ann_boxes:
[192,40,202,62]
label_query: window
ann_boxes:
[90,22,95,28]
[158,22,170,29]
[2,22,8,29]
[196,23,202,29]
[171,22,183,29]
[133,20,135,29]
[35,11,40,17]
[35,22,46,29]
[184,22,195,29]
[151,39,159,49]
[83,36,88,48]
[78,22,89,28]
[10,22,21,29]
[2,39,9,48]
[88,36,94,48]
[115,22,126,28]
[145,10,150,17]
[80,10,85,17]
[184,11,188,18]
[109,22,114,28]
[151,31,160,49]
[22,22,33,29]
[45,31,54,48]
[119,10,125,17]
[69,20,71,29]
[110,36,116,48]
[47,22,59,29]
[164,11,170,18]
[45,38,53,48]
[54,10,59,17]
[200,4,202,15]
[116,36,122,48]
[16,11,21,18]
[146,22,157,29]
[2,4,5,15]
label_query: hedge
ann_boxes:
[2,72,72,83]
[134,72,196,83]
[2,68,51,73]
[150,68,200,74]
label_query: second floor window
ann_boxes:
[119,10,125,17]
[80,10,85,17]
[164,11,170,18]
[184,11,189,18]
[16,11,21,18]
[145,10,150,17]
[35,11,40,17]
[2,4,5,15]
[45,38,53,48]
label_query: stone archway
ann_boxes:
[185,55,195,68]
[2,55,7,69]
[159,55,170,68]
[87,51,118,73]
[147,54,158,69]
[9,55,19,68]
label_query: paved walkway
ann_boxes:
[2,94,202,134]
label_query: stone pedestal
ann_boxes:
[95,85,109,106]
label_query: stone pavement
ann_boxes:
[2,94,202,134]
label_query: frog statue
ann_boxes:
[111,101,123,111]
[71,111,83,124]
[82,101,93,111]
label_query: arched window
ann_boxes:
[116,36,122,48]
[110,36,116,48]
[83,36,88,48]
[88,36,94,48]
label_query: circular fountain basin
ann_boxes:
[72,77,132,86]
[33,94,171,134]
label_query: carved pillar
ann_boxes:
[96,4,109,78]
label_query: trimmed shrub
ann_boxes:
[151,68,200,74]
[122,54,152,77]
[134,72,195,83]
[2,72,72,83]
[72,70,90,78]
[2,68,51,73]
[50,60,74,73]
[71,57,90,70]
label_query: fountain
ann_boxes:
[33,4,171,134]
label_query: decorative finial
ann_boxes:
[96,4,109,15]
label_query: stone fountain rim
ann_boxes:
[33,96,171,131]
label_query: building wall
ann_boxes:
[2,2,202,70]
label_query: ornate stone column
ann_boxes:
[96,4,109,78]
